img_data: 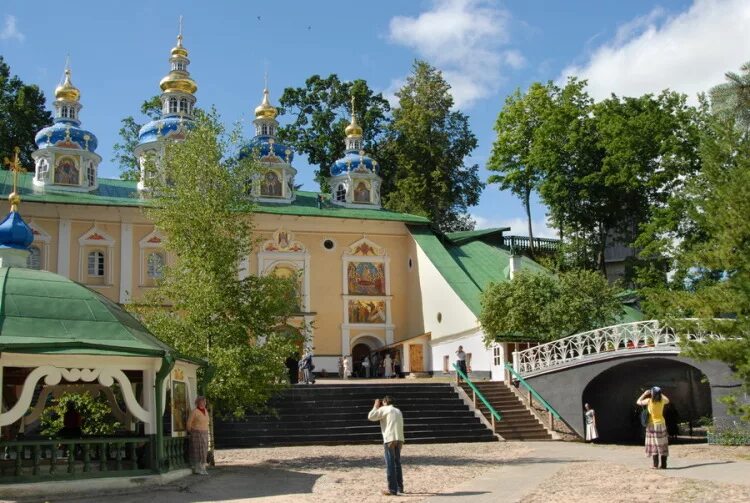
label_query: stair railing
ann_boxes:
[453,363,502,430]
[505,363,561,430]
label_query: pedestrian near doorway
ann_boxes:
[637,387,670,469]
[362,356,371,378]
[187,396,210,475]
[584,403,598,442]
[300,352,315,384]
[456,345,467,382]
[343,354,352,379]
[368,396,405,496]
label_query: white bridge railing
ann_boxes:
[513,320,721,377]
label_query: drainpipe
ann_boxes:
[154,352,175,472]
[509,254,523,280]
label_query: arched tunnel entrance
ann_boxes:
[582,358,712,443]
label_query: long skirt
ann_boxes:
[645,423,669,456]
[190,430,209,465]
[585,423,598,441]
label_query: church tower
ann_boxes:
[135,22,198,191]
[240,83,297,203]
[329,97,382,208]
[32,62,101,192]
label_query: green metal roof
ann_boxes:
[0,171,428,223]
[444,227,510,245]
[0,267,183,358]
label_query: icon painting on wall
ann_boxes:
[348,262,385,295]
[261,170,282,197]
[349,300,386,323]
[171,381,188,432]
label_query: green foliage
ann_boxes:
[277,75,392,192]
[479,269,623,344]
[0,56,52,167]
[130,111,300,417]
[112,96,162,180]
[709,61,750,129]
[40,391,121,438]
[384,61,483,231]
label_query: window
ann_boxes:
[61,106,69,118]
[261,124,268,135]
[169,98,178,114]
[323,239,335,250]
[69,108,76,120]
[443,355,449,373]
[493,345,502,366]
[147,252,165,279]
[437,312,442,323]
[466,353,472,371]
[87,251,105,277]
[27,246,41,270]
[87,162,96,187]
[179,98,188,113]
[335,184,346,202]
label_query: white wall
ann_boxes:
[430,329,493,374]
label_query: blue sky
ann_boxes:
[1,0,748,236]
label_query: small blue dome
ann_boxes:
[239,136,294,163]
[331,150,379,177]
[35,121,98,152]
[0,211,33,250]
[138,117,194,145]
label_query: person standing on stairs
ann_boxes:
[636,387,670,469]
[584,403,598,442]
[368,396,405,496]
[455,345,467,382]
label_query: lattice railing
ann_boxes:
[514,320,722,376]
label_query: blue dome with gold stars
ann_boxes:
[239,136,294,164]
[138,117,194,144]
[35,120,98,153]
[331,151,379,177]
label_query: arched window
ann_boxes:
[87,162,96,187]
[169,98,178,114]
[261,124,268,136]
[61,106,68,118]
[69,108,76,120]
[179,98,188,113]
[336,184,346,202]
[27,246,41,270]
[147,252,165,279]
[87,251,105,277]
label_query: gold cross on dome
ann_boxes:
[3,146,25,211]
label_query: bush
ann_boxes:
[40,391,121,438]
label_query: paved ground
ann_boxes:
[13,441,750,503]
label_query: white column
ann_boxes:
[341,326,350,356]
[142,368,156,435]
[120,223,133,303]
[57,219,71,277]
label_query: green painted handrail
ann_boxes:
[453,363,502,422]
[505,363,561,420]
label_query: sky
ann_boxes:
[1,0,748,237]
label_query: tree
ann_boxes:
[112,96,161,180]
[488,82,555,253]
[130,111,300,417]
[479,269,623,344]
[710,61,750,128]
[640,68,750,420]
[0,56,52,167]
[277,75,392,192]
[384,61,483,231]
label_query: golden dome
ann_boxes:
[345,95,362,137]
[171,33,189,58]
[159,73,198,94]
[255,87,278,120]
[55,67,80,102]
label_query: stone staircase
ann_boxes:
[214,383,498,447]
[460,381,552,440]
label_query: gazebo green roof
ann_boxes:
[0,267,185,358]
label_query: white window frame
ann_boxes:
[139,229,167,286]
[87,250,105,277]
[28,222,51,271]
[78,226,115,285]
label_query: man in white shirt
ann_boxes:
[367,396,405,495]
[456,345,467,382]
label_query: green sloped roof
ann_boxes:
[0,267,180,358]
[444,227,510,245]
[0,171,428,223]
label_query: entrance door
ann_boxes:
[491,343,505,381]
[409,344,423,373]
[352,343,370,377]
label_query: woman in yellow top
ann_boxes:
[187,396,210,475]
[636,387,670,469]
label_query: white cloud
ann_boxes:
[0,15,24,42]
[388,0,522,108]
[560,0,750,102]
[472,215,558,239]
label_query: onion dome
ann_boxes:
[0,200,33,251]
[345,95,363,137]
[138,116,191,144]
[159,34,198,95]
[34,123,98,152]
[254,87,278,120]
[240,137,294,164]
[54,67,80,102]
[331,151,379,176]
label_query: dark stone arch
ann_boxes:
[582,358,712,443]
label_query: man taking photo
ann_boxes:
[367,396,405,496]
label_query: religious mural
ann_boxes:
[171,380,188,432]
[348,299,386,324]
[348,262,385,295]
[261,170,282,196]
[353,181,370,203]
[263,229,305,252]
[55,157,79,185]
[273,264,302,311]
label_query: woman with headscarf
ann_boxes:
[636,387,670,469]
[187,396,210,475]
